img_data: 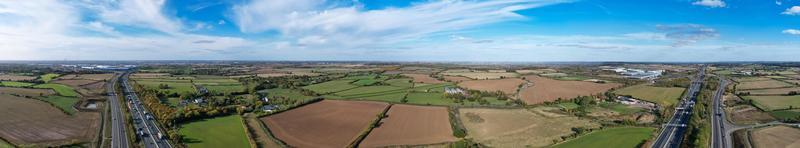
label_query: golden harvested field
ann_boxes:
[360,105,456,147]
[402,74,443,84]
[458,78,525,95]
[130,73,170,79]
[0,94,99,146]
[57,74,113,81]
[0,74,35,81]
[737,79,793,90]
[734,77,772,82]
[443,76,471,83]
[262,100,389,148]
[0,87,55,97]
[516,69,557,74]
[740,87,800,95]
[520,76,620,104]
[442,72,518,80]
[52,79,97,87]
[459,108,598,147]
[751,125,800,148]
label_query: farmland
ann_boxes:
[402,74,443,84]
[727,105,776,124]
[769,109,800,120]
[302,80,359,94]
[441,72,518,80]
[179,115,251,148]
[751,126,800,148]
[519,76,620,104]
[39,96,79,115]
[457,78,525,95]
[458,108,599,147]
[0,81,33,87]
[264,88,314,102]
[0,94,99,146]
[743,95,800,111]
[740,87,800,95]
[38,73,59,83]
[132,74,244,94]
[360,105,456,147]
[552,127,655,148]
[614,84,685,106]
[32,84,79,97]
[443,76,471,83]
[0,74,35,81]
[0,87,55,96]
[736,79,793,90]
[261,100,389,147]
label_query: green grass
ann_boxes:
[769,109,800,120]
[39,96,79,115]
[302,80,359,94]
[202,85,244,94]
[385,78,413,87]
[39,73,60,83]
[166,97,181,107]
[32,84,79,97]
[179,115,251,148]
[743,95,800,111]
[135,80,196,94]
[614,84,685,106]
[0,81,34,87]
[0,139,12,148]
[265,88,314,102]
[552,127,655,148]
[352,79,379,86]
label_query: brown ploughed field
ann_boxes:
[0,74,35,81]
[402,74,444,84]
[520,76,620,104]
[443,76,471,83]
[0,94,99,146]
[458,78,525,95]
[0,87,56,97]
[57,74,113,81]
[261,100,389,148]
[360,104,456,147]
[53,79,97,87]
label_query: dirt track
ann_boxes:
[261,100,389,148]
[0,94,99,146]
[360,104,456,147]
[520,76,619,104]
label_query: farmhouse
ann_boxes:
[444,87,465,94]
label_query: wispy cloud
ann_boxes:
[783,29,800,35]
[656,24,719,47]
[782,6,800,15]
[692,0,726,8]
[231,0,568,48]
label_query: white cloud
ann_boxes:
[655,24,719,47]
[783,29,800,35]
[231,0,567,48]
[692,0,726,8]
[776,1,783,5]
[85,0,184,34]
[782,6,800,15]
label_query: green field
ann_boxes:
[302,80,359,94]
[0,138,13,148]
[744,95,800,111]
[166,97,181,107]
[33,84,79,97]
[404,92,508,106]
[614,84,685,106]
[552,127,655,148]
[352,79,378,86]
[265,88,314,102]
[769,109,800,120]
[134,80,196,94]
[39,96,79,115]
[556,102,580,110]
[598,102,643,114]
[39,73,60,83]
[179,115,250,148]
[385,78,413,87]
[0,81,34,87]
[202,85,244,94]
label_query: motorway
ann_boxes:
[711,78,731,148]
[107,73,129,148]
[121,72,173,148]
[651,66,706,148]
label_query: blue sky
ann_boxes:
[1,0,799,61]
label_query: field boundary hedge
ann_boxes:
[348,104,392,148]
